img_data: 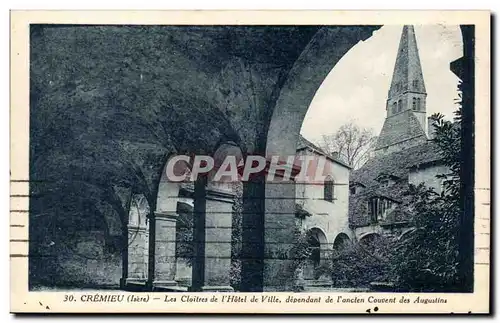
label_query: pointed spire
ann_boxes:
[388,25,426,99]
[376,25,429,155]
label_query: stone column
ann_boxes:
[240,164,300,292]
[152,211,178,290]
[262,161,302,291]
[240,176,265,292]
[201,186,235,291]
[264,179,298,291]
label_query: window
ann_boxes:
[379,200,392,221]
[397,99,402,112]
[350,186,356,195]
[413,80,418,88]
[412,97,417,110]
[324,177,334,202]
[392,102,397,114]
[370,197,393,222]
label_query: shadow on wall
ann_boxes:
[29,230,122,290]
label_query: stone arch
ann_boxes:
[358,232,382,243]
[332,233,352,258]
[358,232,389,258]
[125,193,150,287]
[252,25,380,291]
[155,154,192,214]
[265,26,380,158]
[304,227,329,280]
[398,227,417,241]
[208,141,244,191]
[149,154,193,290]
[129,194,149,226]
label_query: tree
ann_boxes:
[318,121,376,169]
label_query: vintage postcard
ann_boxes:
[10,10,491,314]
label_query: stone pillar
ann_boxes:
[240,176,265,292]
[190,178,235,292]
[264,179,298,291]
[202,186,235,291]
[263,160,303,291]
[190,177,206,291]
[240,165,300,292]
[152,211,178,290]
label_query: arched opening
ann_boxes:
[155,155,191,214]
[412,97,417,110]
[398,228,417,242]
[308,234,321,267]
[329,233,353,287]
[358,232,389,259]
[303,227,328,281]
[257,26,380,292]
[332,233,351,258]
[397,99,402,112]
[147,155,192,291]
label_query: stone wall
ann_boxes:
[296,149,353,246]
[409,164,450,194]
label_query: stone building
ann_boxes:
[348,25,450,242]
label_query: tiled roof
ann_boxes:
[297,134,328,154]
[374,110,427,150]
[351,140,443,188]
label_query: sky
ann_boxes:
[300,25,464,144]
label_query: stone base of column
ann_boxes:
[153,280,187,292]
[125,278,147,284]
